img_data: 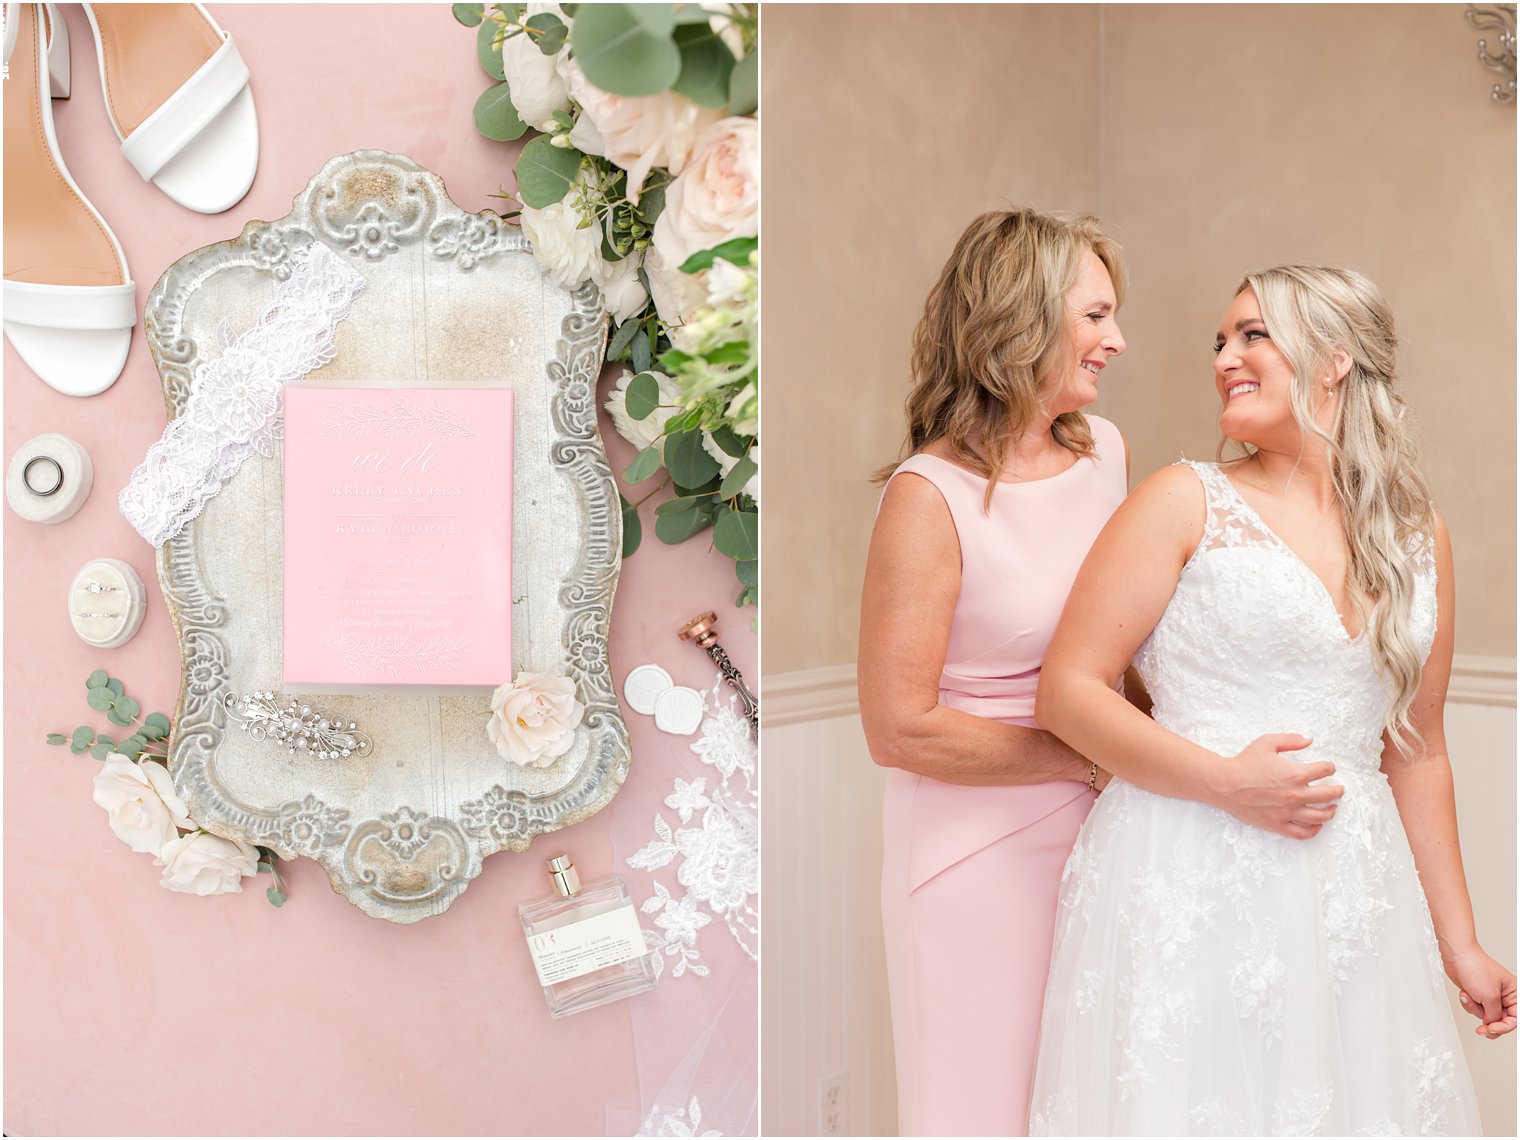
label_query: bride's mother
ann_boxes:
[858,208,1131,1135]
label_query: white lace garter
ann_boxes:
[119,243,366,547]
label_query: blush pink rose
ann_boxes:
[488,670,584,768]
[558,56,722,203]
[651,117,758,269]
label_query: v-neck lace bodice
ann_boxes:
[1029,460,1477,1136]
[1135,460,1437,777]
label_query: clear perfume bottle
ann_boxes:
[519,854,658,1018]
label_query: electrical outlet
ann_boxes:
[818,1070,849,1135]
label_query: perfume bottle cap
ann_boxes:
[547,854,580,897]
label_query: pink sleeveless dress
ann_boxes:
[879,414,1128,1137]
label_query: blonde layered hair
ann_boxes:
[1238,265,1435,751]
[879,208,1127,508]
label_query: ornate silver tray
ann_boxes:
[146,151,626,923]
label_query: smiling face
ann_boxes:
[1043,249,1126,416]
[1212,286,1303,448]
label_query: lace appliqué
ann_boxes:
[637,1096,723,1137]
[628,680,758,978]
[119,243,366,547]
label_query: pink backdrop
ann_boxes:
[4,6,757,1134]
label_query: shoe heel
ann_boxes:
[43,2,67,98]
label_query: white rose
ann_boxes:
[557,56,721,202]
[702,436,759,503]
[501,3,571,130]
[652,117,758,269]
[488,671,584,768]
[592,252,650,326]
[644,245,708,327]
[92,755,193,855]
[606,368,683,451]
[519,171,601,290]
[156,831,259,896]
[703,256,751,308]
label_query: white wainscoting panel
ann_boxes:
[761,710,896,1137]
[762,660,1516,1137]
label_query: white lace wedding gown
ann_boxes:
[1028,462,1482,1136]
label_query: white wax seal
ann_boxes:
[623,663,674,715]
[69,558,147,648]
[653,685,704,736]
[6,433,93,524]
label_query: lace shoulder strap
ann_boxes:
[1176,459,1283,557]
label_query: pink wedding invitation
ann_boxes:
[282,385,513,693]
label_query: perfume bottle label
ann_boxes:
[526,905,647,987]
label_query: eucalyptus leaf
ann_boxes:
[552,108,575,130]
[122,696,141,719]
[719,455,758,499]
[115,737,143,758]
[477,17,506,79]
[664,429,721,487]
[727,48,758,115]
[608,315,643,359]
[515,136,583,207]
[620,494,643,558]
[655,493,712,516]
[571,4,681,97]
[106,678,124,699]
[635,180,667,226]
[71,726,93,749]
[671,24,736,108]
[143,713,171,741]
[90,742,112,761]
[679,237,757,274]
[452,2,484,26]
[710,425,748,457]
[663,406,704,434]
[524,11,567,54]
[107,708,131,728]
[97,735,116,750]
[70,741,89,755]
[626,372,661,420]
[267,887,287,908]
[655,501,715,544]
[631,331,653,372]
[86,670,109,690]
[473,81,529,141]
[86,687,114,712]
[560,2,577,13]
[46,733,67,745]
[714,507,759,561]
[736,558,758,587]
[623,444,664,485]
[672,473,723,497]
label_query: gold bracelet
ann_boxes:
[1087,762,1100,791]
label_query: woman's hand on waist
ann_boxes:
[1208,733,1344,840]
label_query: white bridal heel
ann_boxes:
[3,2,136,397]
[82,3,258,214]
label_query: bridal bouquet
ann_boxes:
[456,2,759,611]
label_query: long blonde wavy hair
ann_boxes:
[877,208,1127,509]
[1236,265,1435,751]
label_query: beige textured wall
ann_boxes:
[763,3,1101,672]
[763,3,1516,675]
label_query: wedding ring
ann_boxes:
[22,455,63,496]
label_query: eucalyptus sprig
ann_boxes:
[49,669,289,907]
[46,669,171,762]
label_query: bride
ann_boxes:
[1028,265,1515,1134]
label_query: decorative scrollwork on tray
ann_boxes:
[145,151,622,925]
[428,211,530,269]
